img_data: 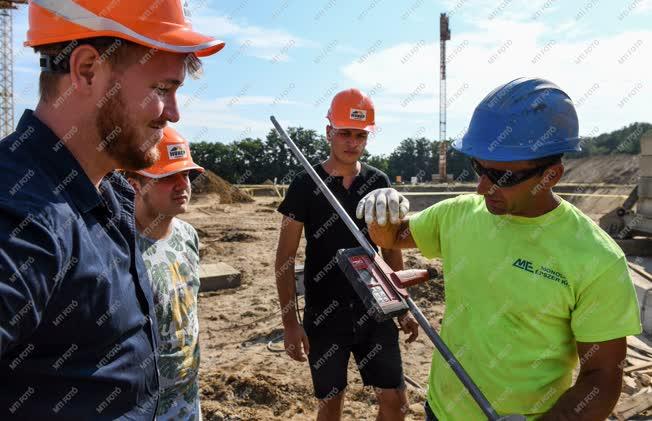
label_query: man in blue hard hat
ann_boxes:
[357,78,641,420]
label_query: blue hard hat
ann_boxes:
[452,77,581,161]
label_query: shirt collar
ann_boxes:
[316,162,369,182]
[17,109,102,213]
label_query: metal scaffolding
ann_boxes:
[438,13,450,182]
[1,0,28,138]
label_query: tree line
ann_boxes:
[189,123,650,185]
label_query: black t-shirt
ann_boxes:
[277,163,391,330]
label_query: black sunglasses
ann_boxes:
[471,159,551,188]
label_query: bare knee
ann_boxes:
[317,390,346,421]
[375,387,408,421]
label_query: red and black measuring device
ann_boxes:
[271,116,525,421]
[337,246,437,322]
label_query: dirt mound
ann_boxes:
[200,371,313,419]
[220,231,258,243]
[192,170,254,204]
[410,277,445,304]
[264,200,282,209]
[563,155,639,184]
[401,250,445,307]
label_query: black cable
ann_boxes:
[267,294,304,354]
[295,292,302,325]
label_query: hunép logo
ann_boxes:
[167,144,187,160]
[349,108,367,121]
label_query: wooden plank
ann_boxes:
[633,386,652,397]
[628,347,652,362]
[272,184,282,199]
[616,395,645,413]
[634,373,652,388]
[628,354,652,364]
[629,262,652,283]
[629,336,652,357]
[613,392,652,420]
[623,375,639,394]
[625,361,652,373]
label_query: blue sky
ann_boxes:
[10,0,652,156]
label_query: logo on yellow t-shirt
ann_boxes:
[513,258,534,273]
[513,258,569,287]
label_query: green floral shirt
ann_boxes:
[136,218,202,420]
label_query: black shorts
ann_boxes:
[305,315,405,400]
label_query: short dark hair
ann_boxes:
[35,37,203,104]
[529,153,563,168]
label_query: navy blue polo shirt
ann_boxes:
[0,110,159,420]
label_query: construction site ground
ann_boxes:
[184,195,443,420]
[183,155,652,420]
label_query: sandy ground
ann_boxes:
[562,154,639,185]
[561,155,639,222]
[180,194,444,421]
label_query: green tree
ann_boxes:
[387,138,415,181]
[189,121,649,185]
[190,141,239,181]
[364,154,389,174]
[567,122,651,158]
[231,137,265,183]
[264,127,329,184]
[387,138,434,182]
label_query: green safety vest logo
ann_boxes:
[512,258,569,287]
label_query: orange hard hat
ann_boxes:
[136,126,204,179]
[326,88,375,132]
[25,0,225,57]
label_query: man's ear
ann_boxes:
[326,125,332,142]
[68,44,105,95]
[533,163,564,195]
[546,163,564,187]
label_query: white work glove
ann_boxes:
[356,188,409,226]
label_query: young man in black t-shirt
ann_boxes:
[275,88,418,421]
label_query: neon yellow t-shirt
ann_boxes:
[409,194,641,420]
